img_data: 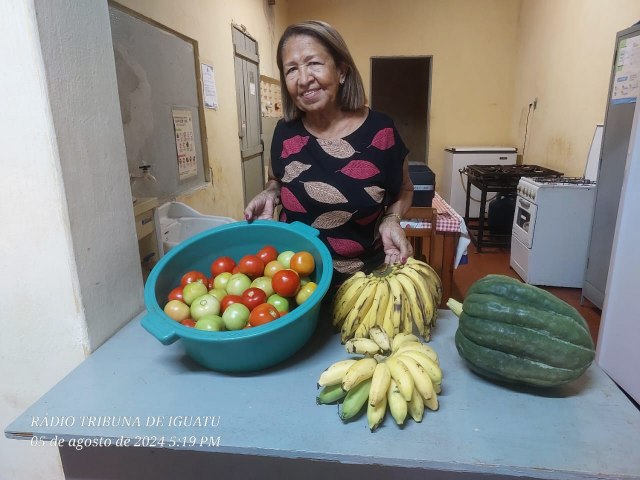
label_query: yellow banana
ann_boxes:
[408,386,425,422]
[381,293,396,340]
[317,358,358,387]
[332,271,366,303]
[398,349,443,386]
[332,274,369,327]
[344,337,381,356]
[405,257,442,305]
[398,266,436,329]
[368,361,392,407]
[367,392,387,431]
[394,272,426,337]
[354,279,387,338]
[341,357,377,392]
[386,356,414,402]
[391,332,422,352]
[368,325,391,354]
[387,378,408,425]
[386,275,404,336]
[394,342,440,364]
[340,278,378,342]
[424,390,439,411]
[400,287,413,335]
[396,355,434,401]
[369,279,391,330]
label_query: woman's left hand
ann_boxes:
[379,216,413,265]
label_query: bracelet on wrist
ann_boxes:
[382,212,402,223]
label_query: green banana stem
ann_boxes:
[446,298,463,317]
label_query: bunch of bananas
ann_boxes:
[316,331,443,431]
[331,257,442,343]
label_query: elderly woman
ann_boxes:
[245,20,414,283]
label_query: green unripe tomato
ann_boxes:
[195,314,225,331]
[267,293,290,313]
[190,294,221,320]
[222,303,250,330]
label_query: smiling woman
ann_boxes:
[244,20,415,287]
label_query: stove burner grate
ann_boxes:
[528,176,596,186]
[462,164,563,187]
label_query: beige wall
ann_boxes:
[513,0,640,175]
[285,0,640,182]
[115,0,287,219]
[113,0,640,214]
[285,0,521,187]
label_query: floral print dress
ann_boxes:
[271,109,409,282]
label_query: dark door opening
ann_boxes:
[370,56,432,165]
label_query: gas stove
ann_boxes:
[463,164,563,188]
[511,175,597,288]
[517,176,597,202]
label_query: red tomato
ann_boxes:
[256,245,278,265]
[290,251,315,277]
[241,287,268,311]
[249,303,280,327]
[220,294,243,313]
[168,286,184,302]
[210,256,236,277]
[180,270,208,287]
[180,318,196,328]
[271,269,301,297]
[237,254,265,279]
[232,265,241,274]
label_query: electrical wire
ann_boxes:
[522,103,533,162]
[458,169,497,205]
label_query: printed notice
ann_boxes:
[612,34,640,104]
[201,63,218,109]
[172,109,198,180]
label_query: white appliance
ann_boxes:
[442,146,517,218]
[510,177,597,288]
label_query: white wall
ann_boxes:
[1,1,144,478]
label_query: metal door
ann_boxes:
[233,26,264,205]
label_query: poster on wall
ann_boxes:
[201,63,218,109]
[172,109,198,181]
[612,34,640,104]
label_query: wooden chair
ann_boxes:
[402,206,438,264]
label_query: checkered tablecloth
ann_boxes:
[400,192,462,233]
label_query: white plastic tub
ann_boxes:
[157,202,236,254]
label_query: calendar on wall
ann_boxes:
[172,108,198,181]
[260,75,283,118]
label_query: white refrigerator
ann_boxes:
[596,98,640,405]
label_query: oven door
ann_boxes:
[512,196,536,248]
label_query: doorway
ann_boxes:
[370,56,432,165]
[232,25,264,205]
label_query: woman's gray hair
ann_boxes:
[276,20,367,121]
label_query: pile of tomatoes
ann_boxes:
[163,245,318,332]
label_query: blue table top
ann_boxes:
[6,310,640,479]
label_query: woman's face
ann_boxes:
[281,34,345,116]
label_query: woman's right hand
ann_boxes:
[244,189,280,222]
